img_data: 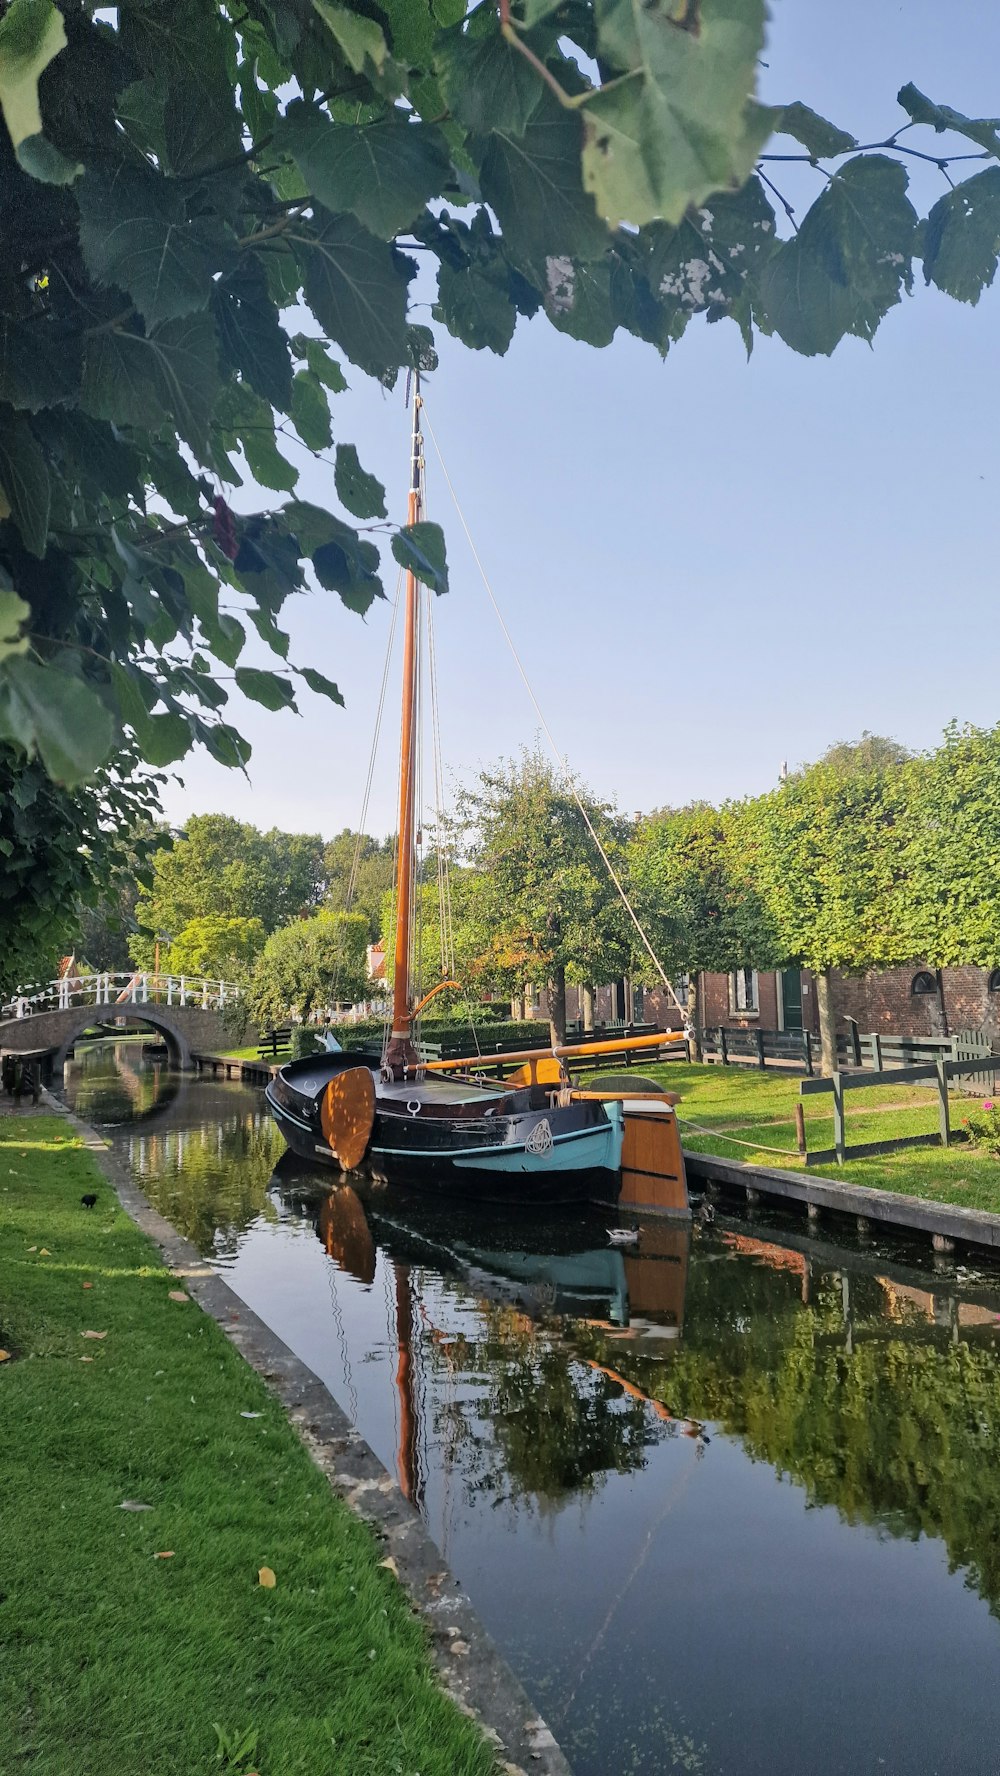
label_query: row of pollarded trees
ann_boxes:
[632,726,1000,1073]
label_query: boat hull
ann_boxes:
[266,1052,623,1206]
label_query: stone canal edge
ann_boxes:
[40,1092,572,1776]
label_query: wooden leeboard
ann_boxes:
[319,1067,376,1170]
[619,1110,689,1214]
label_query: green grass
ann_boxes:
[0,1117,496,1776]
[586,1061,1000,1214]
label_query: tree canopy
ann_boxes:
[457,751,632,1038]
[244,908,370,1024]
[132,813,325,955]
[1,0,998,792]
[165,914,267,980]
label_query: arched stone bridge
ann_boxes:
[0,1002,231,1071]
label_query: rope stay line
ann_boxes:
[421,403,685,1019]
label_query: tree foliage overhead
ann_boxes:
[1,0,998,787]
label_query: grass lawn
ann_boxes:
[592,1061,1000,1216]
[0,1116,496,1776]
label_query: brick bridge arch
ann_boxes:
[0,1002,231,1072]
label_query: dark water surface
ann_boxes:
[63,1044,1000,1775]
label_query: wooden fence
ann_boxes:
[699,1026,815,1074]
[800,1045,998,1166]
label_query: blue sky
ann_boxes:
[161,0,1000,840]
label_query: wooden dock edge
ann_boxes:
[684,1150,1000,1254]
[192,1051,279,1085]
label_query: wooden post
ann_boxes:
[756,1028,766,1071]
[719,1027,728,1066]
[871,1032,882,1072]
[832,1070,845,1164]
[795,1101,807,1155]
[936,1056,951,1147]
[804,1030,814,1077]
[848,1018,861,1068]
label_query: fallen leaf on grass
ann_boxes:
[0,1350,10,1363]
[26,1245,36,1252]
[39,1248,51,1256]
[81,1330,107,1340]
[153,1551,174,1559]
[119,1500,153,1512]
[378,1556,399,1578]
[257,1566,276,1589]
[167,1290,189,1303]
[82,1282,93,1290]
[79,1357,93,1363]
[240,1411,261,1419]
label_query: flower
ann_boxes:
[984,1101,994,1112]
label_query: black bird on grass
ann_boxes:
[80,1193,98,1209]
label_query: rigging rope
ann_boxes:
[421,404,685,1018]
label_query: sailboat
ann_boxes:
[265,380,684,1206]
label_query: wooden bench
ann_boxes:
[257,1026,291,1060]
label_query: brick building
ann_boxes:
[530,964,1000,1042]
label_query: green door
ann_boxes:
[780,969,804,1031]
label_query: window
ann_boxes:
[988,970,1000,993]
[673,971,690,1005]
[729,968,759,1014]
[911,971,937,996]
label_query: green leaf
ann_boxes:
[312,0,389,74]
[242,423,298,492]
[639,174,777,329]
[301,211,414,380]
[392,521,449,595]
[542,257,618,346]
[435,256,517,354]
[581,0,774,227]
[212,261,293,409]
[234,666,297,711]
[201,612,245,668]
[923,168,1000,305]
[77,168,232,326]
[0,589,29,660]
[0,415,50,557]
[435,20,542,137]
[199,720,251,769]
[0,658,114,784]
[475,95,610,281]
[302,338,348,392]
[299,665,345,706]
[773,102,858,159]
[753,155,917,356]
[897,84,1000,159]
[246,605,291,659]
[334,443,387,519]
[311,517,383,613]
[112,666,192,766]
[81,314,221,452]
[277,102,450,240]
[0,315,81,411]
[290,369,332,450]
[0,0,80,183]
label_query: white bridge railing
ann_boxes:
[1,972,240,1020]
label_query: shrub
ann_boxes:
[963,1101,1000,1157]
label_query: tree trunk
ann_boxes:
[581,981,595,1033]
[816,968,837,1076]
[511,992,524,1020]
[549,964,567,1046]
[687,975,702,1062]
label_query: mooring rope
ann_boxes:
[675,1114,801,1158]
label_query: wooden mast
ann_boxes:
[385,375,422,1078]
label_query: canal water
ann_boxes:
[63,1043,1000,1775]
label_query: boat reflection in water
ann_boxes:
[276,1161,700,1510]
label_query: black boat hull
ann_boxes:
[265,1051,623,1207]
